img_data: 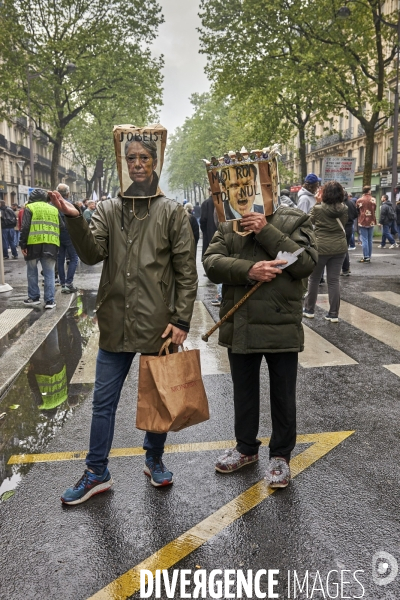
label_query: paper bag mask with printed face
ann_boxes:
[205,147,280,222]
[113,124,167,198]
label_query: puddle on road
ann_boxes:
[0,292,98,499]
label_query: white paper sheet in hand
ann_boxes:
[276,247,304,269]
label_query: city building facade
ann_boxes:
[0,116,86,206]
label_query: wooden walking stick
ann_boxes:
[202,280,264,342]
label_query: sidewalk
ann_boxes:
[0,256,100,396]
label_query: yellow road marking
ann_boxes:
[86,431,354,600]
[8,432,344,465]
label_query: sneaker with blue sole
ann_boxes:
[61,468,113,505]
[144,456,173,487]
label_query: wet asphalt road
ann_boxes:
[0,245,400,599]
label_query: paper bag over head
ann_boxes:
[205,147,280,222]
[113,124,167,199]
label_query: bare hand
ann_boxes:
[48,191,80,217]
[248,260,287,282]
[161,323,187,345]
[21,248,28,257]
[240,213,267,234]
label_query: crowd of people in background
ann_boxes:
[0,189,109,309]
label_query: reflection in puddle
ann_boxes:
[0,292,97,497]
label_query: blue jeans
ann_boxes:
[359,226,374,258]
[381,224,396,247]
[86,349,167,475]
[26,256,56,303]
[57,238,78,285]
[2,228,17,258]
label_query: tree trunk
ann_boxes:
[50,133,63,189]
[362,124,375,187]
[298,127,307,181]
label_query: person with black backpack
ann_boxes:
[341,192,359,276]
[378,195,398,249]
[0,200,18,259]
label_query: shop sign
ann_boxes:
[0,181,7,192]
[380,173,400,187]
[18,184,29,195]
[290,185,302,193]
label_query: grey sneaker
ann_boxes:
[215,448,258,473]
[267,457,291,488]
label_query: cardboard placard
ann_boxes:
[207,157,279,222]
[113,124,167,198]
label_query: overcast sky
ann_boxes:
[152,0,210,135]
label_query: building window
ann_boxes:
[347,150,353,158]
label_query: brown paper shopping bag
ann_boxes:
[136,339,209,433]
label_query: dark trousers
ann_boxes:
[228,350,298,462]
[342,224,353,273]
[57,238,78,285]
[86,349,167,475]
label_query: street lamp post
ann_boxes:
[27,70,34,187]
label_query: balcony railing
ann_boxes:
[0,135,8,150]
[67,169,77,179]
[15,116,28,129]
[9,142,17,154]
[58,165,66,174]
[34,153,52,169]
[358,125,365,136]
[18,145,30,159]
[356,164,364,172]
[310,128,353,152]
[372,162,378,169]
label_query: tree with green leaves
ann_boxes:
[198,0,336,180]
[199,0,397,186]
[167,92,292,199]
[0,0,164,187]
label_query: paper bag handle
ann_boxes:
[158,338,187,356]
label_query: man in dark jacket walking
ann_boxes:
[203,207,317,488]
[0,200,18,259]
[19,189,62,309]
[51,135,197,504]
[56,183,79,293]
[378,195,398,249]
[200,189,218,257]
[341,192,359,275]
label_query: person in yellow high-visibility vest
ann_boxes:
[19,188,63,309]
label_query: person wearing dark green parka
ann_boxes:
[203,205,317,488]
[303,181,348,323]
